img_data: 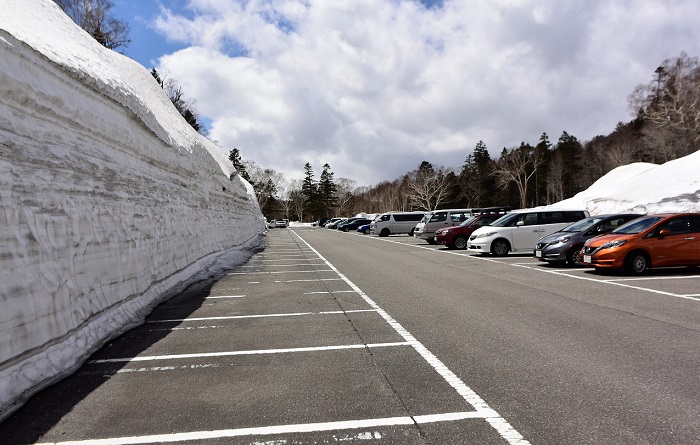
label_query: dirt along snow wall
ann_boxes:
[0,6,266,420]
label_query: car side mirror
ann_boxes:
[516,221,524,227]
[658,229,670,239]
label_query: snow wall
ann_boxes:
[0,2,266,420]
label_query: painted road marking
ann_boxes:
[146,309,377,324]
[33,412,487,445]
[205,295,245,299]
[366,236,700,302]
[291,231,531,445]
[88,342,411,364]
[228,270,333,275]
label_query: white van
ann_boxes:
[413,209,474,243]
[467,208,589,256]
[370,211,425,237]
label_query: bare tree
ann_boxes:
[546,152,565,204]
[335,178,357,217]
[244,161,284,211]
[404,162,453,211]
[629,52,700,153]
[492,146,542,208]
[54,0,131,50]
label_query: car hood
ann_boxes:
[538,231,582,243]
[584,232,634,248]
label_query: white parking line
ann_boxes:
[228,270,333,275]
[240,263,325,268]
[291,230,531,445]
[205,295,245,299]
[147,309,377,324]
[89,342,411,364]
[34,412,484,445]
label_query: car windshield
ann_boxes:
[490,213,520,227]
[561,217,604,233]
[611,216,663,234]
[459,216,478,227]
[420,213,432,223]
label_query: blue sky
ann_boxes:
[108,1,700,187]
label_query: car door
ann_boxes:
[650,216,697,267]
[511,212,540,251]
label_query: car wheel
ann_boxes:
[453,236,468,250]
[491,239,510,256]
[343,227,349,232]
[409,228,415,236]
[363,228,370,235]
[567,245,583,266]
[426,238,436,245]
[380,228,390,237]
[626,251,649,275]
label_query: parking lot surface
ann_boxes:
[1,226,698,444]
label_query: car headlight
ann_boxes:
[476,232,496,239]
[440,229,452,234]
[552,236,571,244]
[601,239,627,249]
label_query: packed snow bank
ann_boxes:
[550,153,700,214]
[0,1,265,420]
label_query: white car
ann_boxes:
[467,209,589,256]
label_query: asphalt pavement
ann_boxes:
[1,226,698,445]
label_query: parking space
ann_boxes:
[355,230,700,302]
[1,229,529,445]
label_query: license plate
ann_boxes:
[583,255,591,263]
[535,250,542,258]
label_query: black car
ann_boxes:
[534,213,643,266]
[337,218,372,232]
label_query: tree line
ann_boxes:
[252,51,700,222]
[54,2,699,221]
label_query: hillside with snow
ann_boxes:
[0,1,264,420]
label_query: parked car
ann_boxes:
[325,218,346,229]
[338,218,372,232]
[434,211,508,249]
[534,213,643,266]
[414,208,477,243]
[274,219,288,228]
[370,211,425,237]
[357,223,371,234]
[468,208,589,256]
[580,213,700,274]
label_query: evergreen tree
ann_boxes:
[150,68,207,136]
[228,148,250,182]
[301,163,318,220]
[318,163,338,216]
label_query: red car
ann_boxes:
[434,212,507,249]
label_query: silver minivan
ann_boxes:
[370,211,425,237]
[413,209,477,243]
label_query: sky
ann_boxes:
[111,0,700,188]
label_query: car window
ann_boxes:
[518,213,538,226]
[614,216,664,234]
[459,216,478,227]
[430,212,448,223]
[451,212,469,222]
[659,217,692,235]
[539,212,564,224]
[380,215,390,222]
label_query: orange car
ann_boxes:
[580,213,700,274]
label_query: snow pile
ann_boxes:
[0,1,265,419]
[550,152,700,214]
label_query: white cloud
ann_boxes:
[152,0,700,186]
